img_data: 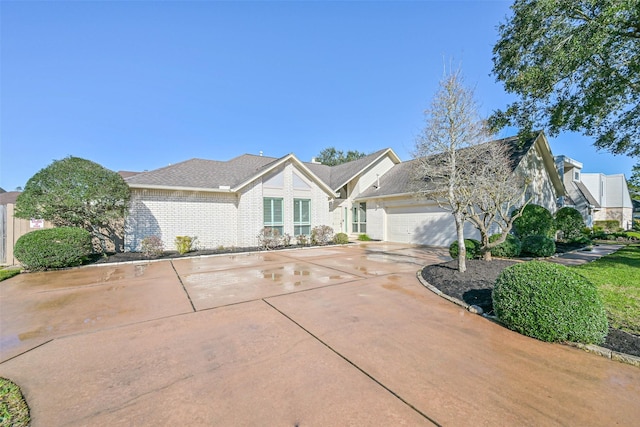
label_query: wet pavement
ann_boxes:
[1,242,639,426]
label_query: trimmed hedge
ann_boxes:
[555,207,585,242]
[493,261,608,344]
[333,232,349,244]
[14,227,92,270]
[521,234,556,257]
[489,234,522,258]
[449,239,481,259]
[594,220,621,233]
[513,204,556,239]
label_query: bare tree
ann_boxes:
[464,141,530,261]
[412,68,491,272]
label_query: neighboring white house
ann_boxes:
[581,172,634,230]
[555,155,600,227]
[124,131,565,251]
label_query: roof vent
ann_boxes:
[310,157,321,164]
[259,151,263,157]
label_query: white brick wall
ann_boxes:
[237,178,264,247]
[125,189,238,252]
[125,160,335,251]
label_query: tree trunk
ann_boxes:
[454,211,466,272]
[481,231,492,261]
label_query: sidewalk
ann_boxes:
[548,243,624,266]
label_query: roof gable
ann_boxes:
[126,148,401,197]
[356,131,563,200]
[126,153,338,197]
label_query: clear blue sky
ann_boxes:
[1,0,635,191]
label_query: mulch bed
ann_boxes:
[422,259,640,358]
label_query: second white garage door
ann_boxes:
[386,205,458,246]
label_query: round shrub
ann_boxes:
[333,232,349,244]
[513,204,556,239]
[521,234,556,257]
[449,239,481,259]
[555,207,585,242]
[493,261,608,344]
[489,234,522,258]
[14,227,92,270]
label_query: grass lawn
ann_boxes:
[0,378,30,427]
[573,244,640,335]
[0,268,20,282]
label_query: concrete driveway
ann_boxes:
[1,243,639,426]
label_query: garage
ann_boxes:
[385,204,475,246]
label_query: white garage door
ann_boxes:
[386,205,456,246]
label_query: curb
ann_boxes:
[415,268,640,368]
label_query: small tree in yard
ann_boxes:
[412,68,492,272]
[464,141,531,261]
[15,156,130,253]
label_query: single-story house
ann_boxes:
[555,155,600,227]
[124,131,565,251]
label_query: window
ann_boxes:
[263,198,284,235]
[294,198,311,235]
[574,171,580,181]
[352,202,366,233]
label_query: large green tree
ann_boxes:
[629,162,640,198]
[315,147,367,166]
[492,0,640,156]
[15,156,131,252]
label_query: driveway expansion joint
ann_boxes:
[170,260,196,312]
[261,298,443,426]
[0,339,53,365]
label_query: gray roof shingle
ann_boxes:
[126,149,395,193]
[126,155,279,189]
[357,133,540,199]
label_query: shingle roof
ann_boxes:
[357,133,540,199]
[126,155,278,189]
[126,149,396,193]
[327,149,391,190]
[0,191,21,205]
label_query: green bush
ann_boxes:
[449,239,481,259]
[14,227,92,270]
[333,232,349,244]
[489,234,522,258]
[591,226,607,240]
[174,236,194,254]
[493,261,608,344]
[594,220,621,233]
[357,234,372,241]
[521,234,556,257]
[513,204,556,239]
[571,235,592,246]
[555,207,585,242]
